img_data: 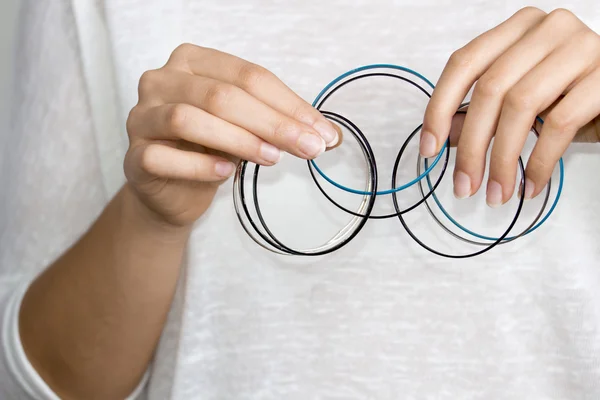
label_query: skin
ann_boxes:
[18,8,600,399]
[19,44,342,399]
[421,7,600,206]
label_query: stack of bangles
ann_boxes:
[232,64,564,258]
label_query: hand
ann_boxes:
[125,44,341,227]
[421,7,600,206]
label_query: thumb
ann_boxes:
[325,122,344,151]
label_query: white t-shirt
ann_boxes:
[2,0,600,399]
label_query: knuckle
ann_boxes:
[546,110,577,136]
[139,145,160,175]
[490,151,518,171]
[172,43,198,59]
[126,106,142,137]
[168,43,205,68]
[227,140,245,159]
[575,29,600,52]
[123,148,136,181]
[423,101,447,126]
[138,69,161,97]
[192,158,210,181]
[165,104,188,134]
[289,103,317,124]
[517,6,546,18]
[270,117,290,139]
[546,8,577,25]
[204,83,234,111]
[475,74,505,98]
[448,47,474,70]
[456,141,480,161]
[191,161,202,180]
[456,148,485,176]
[505,87,535,111]
[527,152,553,173]
[237,62,270,91]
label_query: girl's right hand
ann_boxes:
[124,43,341,228]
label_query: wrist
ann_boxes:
[120,184,193,243]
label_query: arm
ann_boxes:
[12,40,341,399]
[18,184,190,399]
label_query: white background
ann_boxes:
[0,0,20,139]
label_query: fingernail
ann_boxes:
[486,180,503,208]
[453,171,471,199]
[313,120,339,147]
[215,161,235,177]
[297,133,326,158]
[420,131,437,158]
[524,178,535,200]
[259,142,282,164]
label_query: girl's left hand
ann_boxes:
[421,7,600,206]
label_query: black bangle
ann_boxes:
[307,119,450,219]
[392,151,526,259]
[234,111,378,256]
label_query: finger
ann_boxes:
[167,43,340,146]
[526,66,600,198]
[452,10,585,200]
[132,103,283,166]
[449,112,467,147]
[488,30,600,206]
[327,123,344,150]
[162,73,328,159]
[421,6,547,158]
[452,10,587,200]
[538,98,600,144]
[131,143,237,183]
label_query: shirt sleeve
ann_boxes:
[0,281,149,400]
[0,0,148,398]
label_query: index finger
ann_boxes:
[167,43,340,147]
[420,7,547,157]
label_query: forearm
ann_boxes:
[18,183,191,399]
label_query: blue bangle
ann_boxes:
[310,64,445,196]
[423,116,563,241]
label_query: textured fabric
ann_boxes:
[1,281,148,399]
[2,0,600,399]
